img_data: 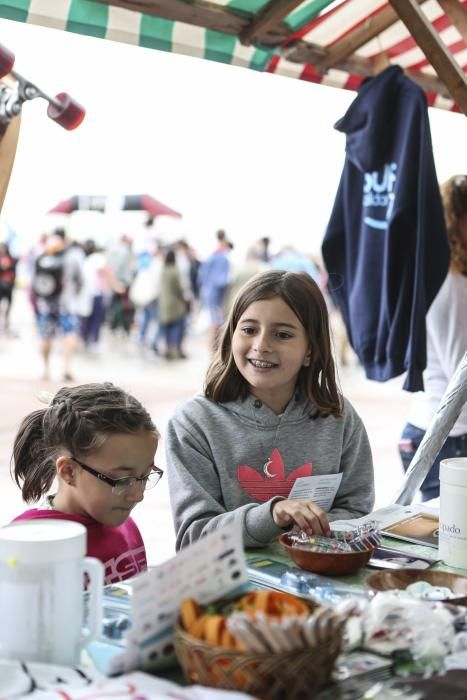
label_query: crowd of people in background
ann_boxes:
[1,173,465,504]
[0,224,337,382]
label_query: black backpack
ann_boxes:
[32,250,65,299]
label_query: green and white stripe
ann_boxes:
[0,0,336,70]
[0,0,273,68]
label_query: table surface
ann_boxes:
[247,535,467,587]
[88,533,467,680]
[155,536,467,691]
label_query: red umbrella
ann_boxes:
[48,194,181,218]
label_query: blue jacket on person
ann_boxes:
[198,249,230,307]
[322,66,450,392]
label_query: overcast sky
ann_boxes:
[1,17,466,257]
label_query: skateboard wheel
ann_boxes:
[0,43,15,78]
[47,92,85,130]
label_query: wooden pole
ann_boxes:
[437,0,467,43]
[389,0,467,114]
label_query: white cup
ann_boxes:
[0,519,103,665]
[439,457,467,569]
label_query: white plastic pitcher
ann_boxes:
[439,458,467,569]
[0,519,103,665]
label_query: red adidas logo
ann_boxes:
[238,448,312,502]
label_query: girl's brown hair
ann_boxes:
[441,175,467,276]
[12,382,159,503]
[204,270,342,416]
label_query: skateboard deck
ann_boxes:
[0,109,20,213]
[0,41,85,213]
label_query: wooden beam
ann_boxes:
[91,0,291,44]
[239,0,303,46]
[388,0,467,114]
[315,0,426,71]
[437,0,467,43]
[286,39,455,99]
[91,0,461,106]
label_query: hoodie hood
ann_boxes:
[334,66,404,173]
[223,392,318,430]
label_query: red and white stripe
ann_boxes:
[268,0,466,111]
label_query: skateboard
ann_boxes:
[0,41,85,212]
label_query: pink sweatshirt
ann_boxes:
[13,509,147,584]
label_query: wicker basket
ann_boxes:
[175,602,344,700]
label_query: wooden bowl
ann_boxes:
[279,533,373,576]
[366,569,467,605]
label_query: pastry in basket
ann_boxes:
[181,590,311,649]
[176,590,347,700]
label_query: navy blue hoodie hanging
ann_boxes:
[321,66,450,392]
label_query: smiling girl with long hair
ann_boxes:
[166,270,374,550]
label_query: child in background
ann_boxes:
[399,174,467,499]
[12,382,162,584]
[166,270,374,551]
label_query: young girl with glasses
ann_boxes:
[12,382,162,583]
[166,270,374,551]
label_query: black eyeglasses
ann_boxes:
[71,457,163,495]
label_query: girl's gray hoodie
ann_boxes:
[166,393,374,550]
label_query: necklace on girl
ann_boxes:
[251,400,285,478]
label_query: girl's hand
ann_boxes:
[272,498,331,536]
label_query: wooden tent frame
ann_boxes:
[92,0,467,114]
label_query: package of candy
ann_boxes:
[289,521,381,554]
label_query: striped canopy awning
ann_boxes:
[1,0,466,112]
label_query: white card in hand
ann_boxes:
[288,473,342,511]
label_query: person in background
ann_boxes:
[129,243,162,349]
[197,229,231,354]
[158,249,188,359]
[33,229,84,382]
[173,239,198,353]
[108,234,135,337]
[78,239,110,351]
[271,245,319,280]
[0,241,17,333]
[25,232,48,319]
[166,270,374,551]
[223,246,268,314]
[177,239,201,304]
[399,175,467,501]
[12,382,162,584]
[257,236,271,263]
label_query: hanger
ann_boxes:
[373,50,392,75]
